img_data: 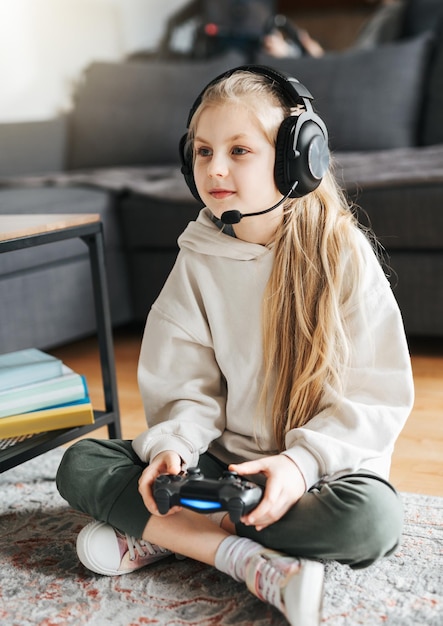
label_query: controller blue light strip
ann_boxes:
[180,498,222,511]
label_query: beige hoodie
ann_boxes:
[132,208,414,489]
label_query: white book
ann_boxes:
[0,348,62,392]
[0,366,88,418]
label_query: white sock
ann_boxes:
[215,535,323,625]
[214,535,263,582]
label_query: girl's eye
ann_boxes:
[195,146,212,157]
[232,147,249,156]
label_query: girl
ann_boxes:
[57,66,414,626]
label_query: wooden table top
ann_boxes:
[0,214,101,243]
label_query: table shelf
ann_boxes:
[0,214,122,472]
[0,410,119,471]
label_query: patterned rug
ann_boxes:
[0,449,441,626]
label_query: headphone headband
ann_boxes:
[186,64,314,128]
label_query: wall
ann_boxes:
[0,0,189,122]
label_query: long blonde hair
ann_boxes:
[188,70,369,451]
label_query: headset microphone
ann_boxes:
[220,181,298,225]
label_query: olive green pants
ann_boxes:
[56,438,403,569]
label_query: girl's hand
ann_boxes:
[138,450,183,516]
[229,455,306,531]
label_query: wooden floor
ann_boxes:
[53,326,443,498]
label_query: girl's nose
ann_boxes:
[207,152,229,178]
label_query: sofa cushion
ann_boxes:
[256,34,432,151]
[351,183,443,251]
[126,251,181,322]
[0,252,132,352]
[335,145,443,250]
[119,184,200,250]
[0,117,66,177]
[335,144,443,190]
[387,252,443,337]
[421,34,443,145]
[67,51,245,170]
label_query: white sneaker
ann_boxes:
[245,549,324,626]
[76,521,172,576]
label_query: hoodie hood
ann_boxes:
[178,208,272,261]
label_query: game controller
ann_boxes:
[154,467,263,523]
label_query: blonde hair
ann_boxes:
[189,70,369,451]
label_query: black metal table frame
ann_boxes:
[0,218,122,472]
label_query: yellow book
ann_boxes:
[0,402,94,438]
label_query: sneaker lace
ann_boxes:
[246,551,300,611]
[256,556,284,608]
[124,534,169,561]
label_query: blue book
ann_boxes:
[0,366,88,419]
[0,348,63,392]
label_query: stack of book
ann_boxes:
[0,348,94,440]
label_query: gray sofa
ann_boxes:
[0,117,133,353]
[1,27,442,352]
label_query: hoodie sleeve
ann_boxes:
[283,248,415,490]
[132,305,226,467]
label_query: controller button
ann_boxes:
[222,471,238,480]
[188,467,202,477]
[156,475,171,484]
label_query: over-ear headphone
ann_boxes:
[179,64,330,204]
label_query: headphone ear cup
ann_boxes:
[179,134,202,203]
[274,116,297,197]
[274,116,330,198]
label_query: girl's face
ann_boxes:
[193,102,283,243]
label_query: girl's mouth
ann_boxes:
[209,189,235,200]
